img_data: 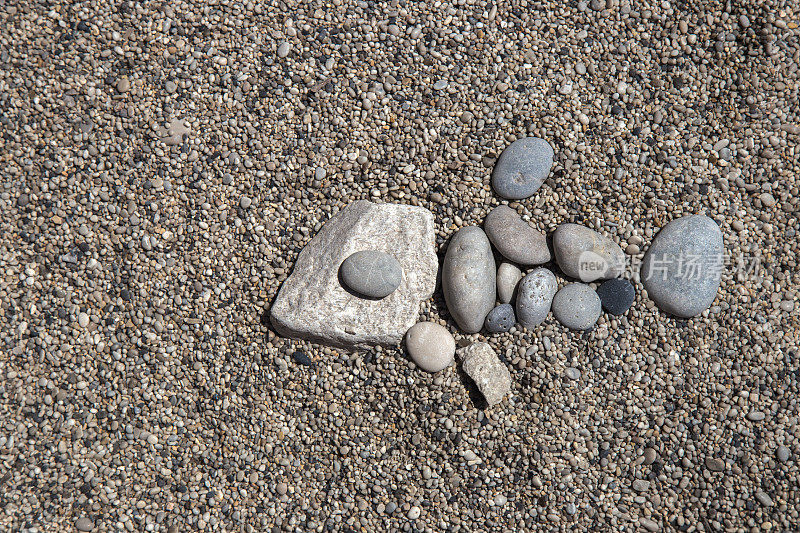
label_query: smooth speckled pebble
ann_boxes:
[516,268,558,329]
[497,262,523,304]
[551,283,602,330]
[442,227,496,333]
[484,205,550,265]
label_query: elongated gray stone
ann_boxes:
[458,342,511,406]
[553,223,625,282]
[442,227,496,333]
[270,201,437,349]
[340,250,402,298]
[483,205,550,265]
[641,215,724,317]
[516,268,557,329]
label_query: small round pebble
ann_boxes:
[339,250,402,299]
[565,367,581,380]
[552,283,602,330]
[491,137,555,200]
[75,517,94,532]
[405,322,455,373]
[407,506,421,519]
[485,304,515,333]
[277,41,291,58]
[595,278,635,315]
[78,312,90,328]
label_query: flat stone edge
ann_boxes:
[269,202,438,350]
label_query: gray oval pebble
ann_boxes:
[339,250,402,299]
[75,517,94,532]
[552,283,601,330]
[516,268,557,329]
[777,445,790,462]
[553,223,625,282]
[277,41,291,58]
[485,304,515,333]
[442,227,496,333]
[641,215,724,317]
[492,137,554,200]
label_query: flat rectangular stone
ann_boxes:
[270,201,438,349]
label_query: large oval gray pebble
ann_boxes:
[641,215,724,317]
[485,304,515,333]
[552,283,602,330]
[405,322,455,372]
[484,205,550,265]
[491,137,554,200]
[553,223,625,282]
[442,226,496,333]
[497,262,522,304]
[515,268,557,329]
[339,250,402,298]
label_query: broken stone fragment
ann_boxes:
[457,342,511,406]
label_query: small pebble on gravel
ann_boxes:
[405,322,455,373]
[492,137,555,200]
[484,304,515,333]
[552,283,602,330]
[596,278,635,315]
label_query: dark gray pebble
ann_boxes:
[596,278,635,315]
[485,304,515,333]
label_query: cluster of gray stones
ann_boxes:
[271,137,724,407]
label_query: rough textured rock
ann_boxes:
[596,278,635,315]
[270,201,437,348]
[496,262,523,304]
[491,137,554,200]
[553,223,625,281]
[442,226,496,333]
[552,283,602,330]
[515,268,558,329]
[483,205,550,265]
[458,342,512,406]
[339,250,402,298]
[484,304,515,333]
[641,215,724,317]
[405,322,455,373]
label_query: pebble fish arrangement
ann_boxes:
[282,137,725,407]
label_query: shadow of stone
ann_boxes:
[456,364,487,410]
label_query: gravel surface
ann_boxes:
[1,0,799,532]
